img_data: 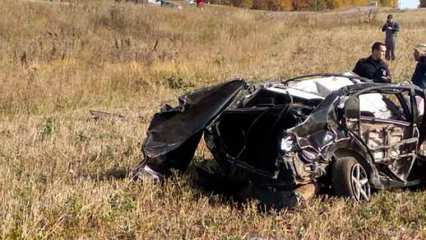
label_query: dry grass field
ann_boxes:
[2,0,426,239]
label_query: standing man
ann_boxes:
[353,42,392,83]
[412,45,426,89]
[382,14,400,61]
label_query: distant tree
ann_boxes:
[324,0,342,9]
[230,0,253,8]
[292,0,312,10]
[420,0,426,7]
[210,0,233,3]
[324,0,368,9]
[228,0,296,10]
[279,0,293,10]
[211,0,380,10]
[242,0,255,8]
[351,0,369,6]
[379,0,397,7]
[252,0,268,9]
[266,0,288,10]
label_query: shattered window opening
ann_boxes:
[359,92,410,121]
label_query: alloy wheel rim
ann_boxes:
[350,163,371,201]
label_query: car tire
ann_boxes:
[332,156,371,201]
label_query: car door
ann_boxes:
[415,90,426,157]
[347,87,418,182]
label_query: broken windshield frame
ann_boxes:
[277,74,371,99]
[282,73,371,85]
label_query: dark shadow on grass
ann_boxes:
[167,164,252,209]
[182,163,301,212]
[185,161,372,211]
[84,167,130,181]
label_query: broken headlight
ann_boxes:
[280,135,296,153]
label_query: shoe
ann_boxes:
[132,164,164,183]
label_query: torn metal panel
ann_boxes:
[141,79,246,172]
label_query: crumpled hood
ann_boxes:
[142,79,247,172]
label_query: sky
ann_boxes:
[399,0,419,9]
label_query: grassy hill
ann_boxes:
[1,0,426,238]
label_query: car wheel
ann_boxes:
[332,156,371,201]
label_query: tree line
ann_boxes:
[209,0,424,11]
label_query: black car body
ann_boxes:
[135,74,426,207]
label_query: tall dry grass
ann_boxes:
[1,0,426,238]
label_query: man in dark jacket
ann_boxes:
[412,46,426,89]
[382,14,400,61]
[353,42,391,83]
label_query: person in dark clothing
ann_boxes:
[382,14,400,61]
[353,42,391,83]
[412,46,426,89]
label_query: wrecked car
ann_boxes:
[133,74,426,209]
